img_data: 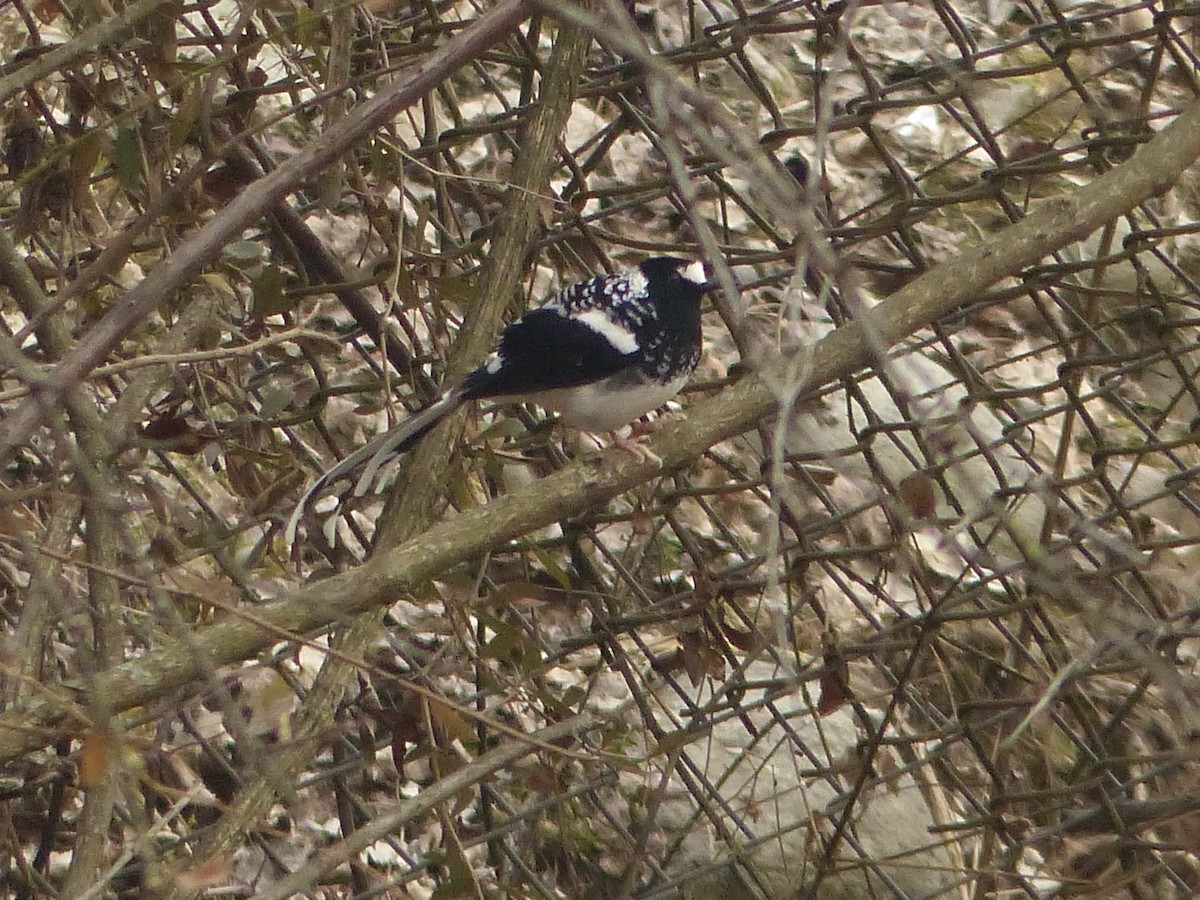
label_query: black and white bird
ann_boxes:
[285,256,709,546]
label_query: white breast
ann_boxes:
[525,372,690,432]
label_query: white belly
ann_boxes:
[525,372,690,432]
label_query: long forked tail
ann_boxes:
[284,387,465,549]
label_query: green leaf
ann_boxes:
[252,265,291,320]
[530,545,571,591]
[113,126,142,193]
[431,834,475,899]
[479,619,523,661]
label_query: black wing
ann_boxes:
[461,307,638,400]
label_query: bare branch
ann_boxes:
[3,95,1198,765]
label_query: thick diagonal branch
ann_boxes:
[2,97,1199,767]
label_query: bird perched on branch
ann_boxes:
[285,256,710,548]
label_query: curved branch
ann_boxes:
[0,0,174,104]
[2,98,1199,767]
[0,0,534,470]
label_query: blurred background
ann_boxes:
[2,0,1200,896]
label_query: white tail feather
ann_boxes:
[284,388,464,549]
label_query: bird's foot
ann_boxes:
[608,426,661,464]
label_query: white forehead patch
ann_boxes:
[680,260,706,285]
[575,308,639,354]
